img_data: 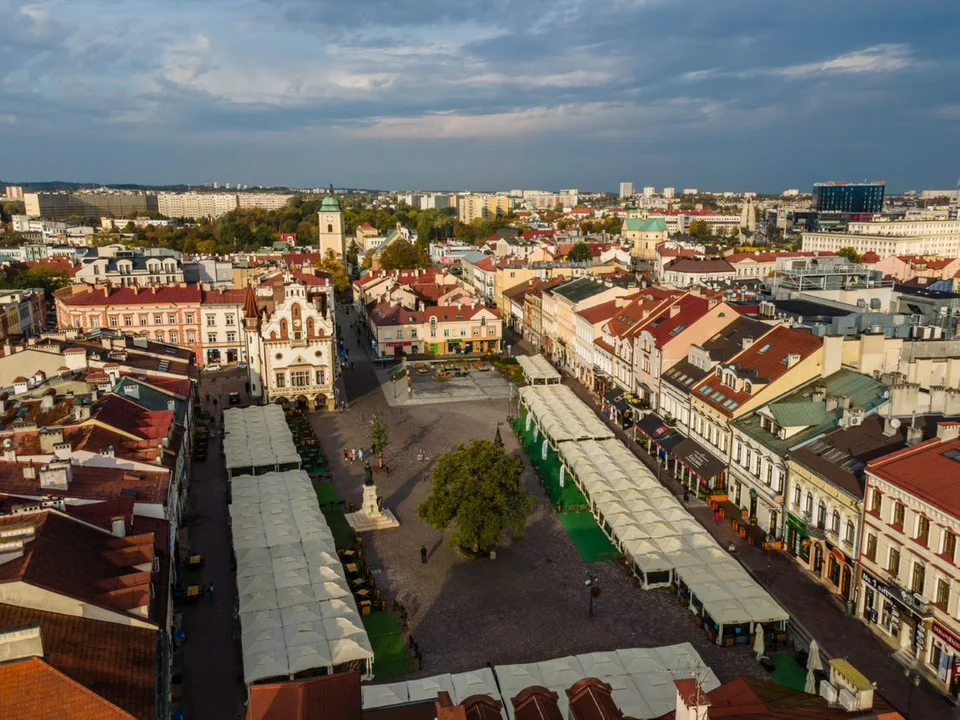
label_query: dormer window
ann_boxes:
[715,367,722,379]
[744,381,752,394]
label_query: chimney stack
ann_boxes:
[906,414,923,446]
[936,422,960,443]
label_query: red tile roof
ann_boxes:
[369,302,423,326]
[0,512,155,619]
[693,325,821,415]
[0,657,136,720]
[91,395,175,441]
[868,436,960,518]
[247,671,362,720]
[120,373,192,399]
[473,256,497,272]
[0,462,169,506]
[0,604,157,719]
[665,258,736,274]
[202,289,248,305]
[522,229,556,240]
[57,285,202,307]
[643,295,711,347]
[576,299,623,324]
[423,305,498,321]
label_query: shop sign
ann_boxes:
[933,622,960,653]
[786,513,807,534]
[386,342,412,348]
[863,572,923,619]
[831,546,846,564]
[915,622,928,653]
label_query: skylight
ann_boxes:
[669,324,687,336]
[757,343,772,354]
[945,449,960,463]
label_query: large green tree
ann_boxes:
[417,440,534,555]
[836,246,862,264]
[0,266,71,300]
[566,242,593,262]
[370,410,389,469]
[315,249,350,292]
[378,238,432,270]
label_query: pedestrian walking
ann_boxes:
[420,546,427,564]
[343,447,349,462]
[714,510,721,525]
[350,448,356,463]
[683,487,690,504]
[358,448,364,463]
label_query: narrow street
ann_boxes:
[178,373,249,720]
[505,332,956,720]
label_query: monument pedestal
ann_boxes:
[346,484,399,532]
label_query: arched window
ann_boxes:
[817,501,827,529]
[280,318,288,339]
[327,224,333,233]
[291,303,302,321]
[805,492,813,515]
[831,510,840,533]
[306,317,314,337]
[845,520,855,545]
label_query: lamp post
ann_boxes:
[904,669,921,717]
[585,571,599,619]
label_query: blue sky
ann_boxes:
[1,0,958,192]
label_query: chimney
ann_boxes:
[811,385,827,404]
[906,414,923,446]
[670,304,681,317]
[111,516,126,538]
[0,625,44,664]
[785,352,801,368]
[38,461,71,490]
[821,334,843,378]
[741,337,754,351]
[937,422,960,442]
[434,692,466,720]
[673,679,710,720]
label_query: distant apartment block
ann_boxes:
[24,191,159,220]
[157,192,238,219]
[4,185,24,199]
[802,220,960,258]
[458,194,510,224]
[813,181,885,214]
[236,192,295,211]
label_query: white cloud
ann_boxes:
[753,44,914,78]
[0,114,16,125]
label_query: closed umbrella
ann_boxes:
[807,640,823,672]
[753,624,765,660]
[804,667,817,694]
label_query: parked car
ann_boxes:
[237,362,247,370]
[205,363,222,372]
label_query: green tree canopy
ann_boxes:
[370,410,389,468]
[0,267,71,300]
[315,249,350,292]
[566,242,593,262]
[417,439,534,555]
[378,238,431,270]
[688,220,712,237]
[836,246,862,264]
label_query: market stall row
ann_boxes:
[516,353,562,384]
[361,643,720,720]
[224,405,301,478]
[518,385,789,646]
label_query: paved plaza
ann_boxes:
[375,361,514,406]
[311,316,765,684]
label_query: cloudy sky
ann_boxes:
[2,0,958,192]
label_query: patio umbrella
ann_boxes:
[808,640,823,672]
[753,624,765,660]
[804,667,817,694]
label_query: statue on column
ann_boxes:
[364,461,374,487]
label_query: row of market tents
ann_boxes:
[362,643,720,720]
[224,406,375,684]
[517,384,789,646]
[224,404,301,478]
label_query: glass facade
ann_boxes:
[813,182,885,214]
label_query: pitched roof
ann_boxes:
[550,277,613,303]
[867,433,960,518]
[56,285,202,307]
[576,299,622,324]
[624,217,667,233]
[0,657,136,720]
[0,511,155,620]
[642,295,712,346]
[247,671,362,720]
[0,604,157,718]
[0,461,170,506]
[201,289,248,305]
[664,257,736,274]
[693,326,822,416]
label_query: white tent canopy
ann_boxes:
[231,469,373,684]
[518,385,615,443]
[517,354,561,383]
[224,405,301,474]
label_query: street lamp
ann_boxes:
[585,571,600,619]
[393,377,398,399]
[904,669,921,717]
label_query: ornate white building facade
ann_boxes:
[244,272,339,410]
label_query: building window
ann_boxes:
[226,332,236,343]
[817,501,827,529]
[226,315,235,325]
[187,331,196,343]
[411,329,418,339]
[139,314,148,326]
[206,314,216,327]
[443,329,450,337]
[911,562,925,595]
[888,546,901,576]
[168,314,177,324]
[870,489,882,515]
[185,313,194,324]
[865,533,877,561]
[735,442,742,464]
[208,333,217,344]
[154,314,163,324]
[845,521,855,546]
[793,484,801,508]
[275,372,286,388]
[316,370,325,385]
[943,530,958,562]
[936,578,950,610]
[460,329,466,337]
[804,492,813,516]
[831,511,841,534]
[892,501,905,529]
[89,316,100,328]
[155,331,164,342]
[109,315,119,327]
[170,332,178,343]
[291,371,310,387]
[917,516,930,546]
[384,330,392,340]
[123,315,133,326]
[396,330,403,340]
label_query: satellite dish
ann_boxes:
[883,390,890,398]
[2,439,10,449]
[890,418,902,429]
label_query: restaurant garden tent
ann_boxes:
[518,385,615,444]
[516,354,562,384]
[223,405,301,477]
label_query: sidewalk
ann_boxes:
[553,370,956,720]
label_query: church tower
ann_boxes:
[318,196,346,259]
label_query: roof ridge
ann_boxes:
[868,436,943,470]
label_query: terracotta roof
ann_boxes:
[576,299,623,324]
[57,285,202,307]
[0,461,169,506]
[693,325,822,416]
[369,302,423,326]
[0,604,157,719]
[423,305,498,321]
[473,256,497,272]
[247,671,362,720]
[665,258,736,274]
[91,394,175,441]
[202,288,248,305]
[120,373,192,399]
[868,435,960,518]
[0,511,155,619]
[643,295,712,347]
[0,657,136,720]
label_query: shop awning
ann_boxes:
[654,432,685,455]
[671,438,725,481]
[605,390,630,413]
[636,413,672,440]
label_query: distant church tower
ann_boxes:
[318,196,346,259]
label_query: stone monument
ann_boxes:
[346,462,400,532]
